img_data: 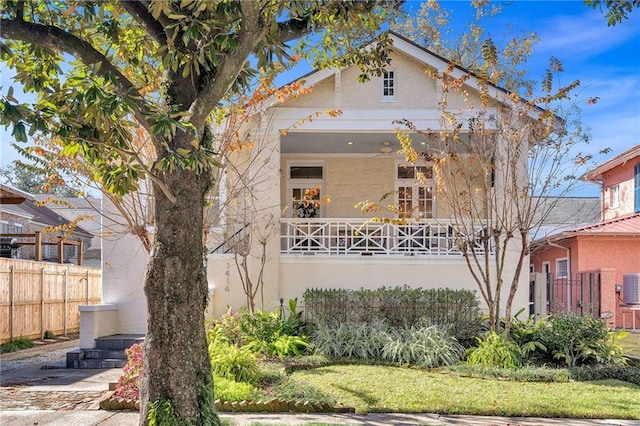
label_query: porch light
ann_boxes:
[347,141,354,145]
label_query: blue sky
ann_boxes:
[1,1,639,196]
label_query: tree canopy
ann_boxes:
[1,2,404,424]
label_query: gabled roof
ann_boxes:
[0,183,34,205]
[279,31,548,119]
[7,200,93,239]
[289,31,505,96]
[583,144,640,183]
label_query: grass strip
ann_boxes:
[291,365,640,419]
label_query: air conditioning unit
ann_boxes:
[622,273,640,305]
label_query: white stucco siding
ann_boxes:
[101,228,148,334]
[278,255,530,317]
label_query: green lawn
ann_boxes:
[290,365,640,419]
[622,331,640,358]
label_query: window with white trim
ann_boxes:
[287,162,324,218]
[382,70,396,101]
[396,162,434,219]
[610,184,620,209]
[556,258,568,279]
[1,220,8,234]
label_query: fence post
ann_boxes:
[41,268,45,339]
[64,268,68,336]
[35,231,42,261]
[10,265,15,341]
[57,238,64,264]
[78,240,83,266]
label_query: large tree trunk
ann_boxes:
[139,165,219,425]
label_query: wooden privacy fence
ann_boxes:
[0,258,101,343]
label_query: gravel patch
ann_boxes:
[0,346,76,373]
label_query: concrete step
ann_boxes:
[67,358,127,369]
[94,334,145,350]
[66,334,144,369]
[82,349,128,360]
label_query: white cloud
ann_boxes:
[535,10,640,59]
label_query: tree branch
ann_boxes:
[0,19,159,143]
[119,0,167,46]
[188,2,268,129]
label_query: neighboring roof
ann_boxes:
[0,183,34,204]
[567,212,640,235]
[534,212,640,246]
[8,200,93,238]
[534,196,600,226]
[583,144,640,183]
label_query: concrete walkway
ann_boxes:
[1,340,639,426]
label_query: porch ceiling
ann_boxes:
[280,132,471,155]
[281,132,405,154]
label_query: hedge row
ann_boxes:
[303,286,482,343]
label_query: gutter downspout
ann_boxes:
[548,240,571,312]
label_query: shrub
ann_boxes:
[207,327,259,384]
[312,320,463,367]
[115,343,143,400]
[382,326,463,367]
[466,332,521,369]
[211,304,310,358]
[0,337,35,354]
[213,376,260,402]
[270,335,310,359]
[311,320,391,360]
[537,313,624,367]
[304,286,482,344]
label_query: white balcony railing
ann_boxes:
[280,219,494,257]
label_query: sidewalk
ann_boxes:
[1,340,639,426]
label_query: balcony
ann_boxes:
[280,219,493,257]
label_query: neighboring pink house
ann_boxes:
[531,145,640,328]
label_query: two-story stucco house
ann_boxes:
[205,31,533,319]
[531,144,640,328]
[78,32,547,351]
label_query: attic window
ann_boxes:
[382,70,396,101]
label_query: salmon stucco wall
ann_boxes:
[601,159,639,220]
[532,236,640,328]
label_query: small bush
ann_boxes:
[312,320,462,367]
[466,332,521,369]
[382,326,463,367]
[0,337,35,354]
[115,343,143,400]
[312,320,391,360]
[213,376,260,402]
[537,313,625,367]
[211,304,310,359]
[208,328,259,384]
